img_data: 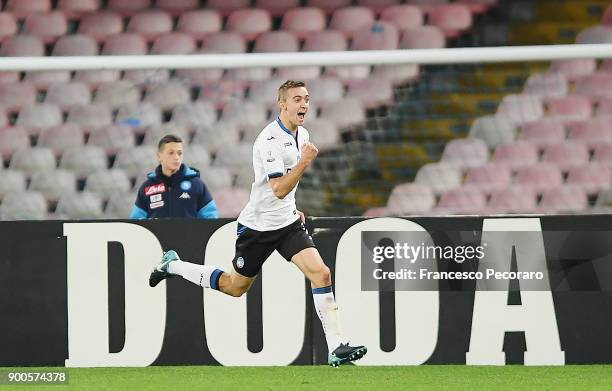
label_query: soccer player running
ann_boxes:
[149,80,367,367]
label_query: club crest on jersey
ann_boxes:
[180,180,192,191]
[145,183,166,196]
[236,257,245,268]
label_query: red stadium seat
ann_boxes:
[308,0,352,15]
[428,4,472,38]
[524,72,568,99]
[380,5,423,31]
[567,163,611,195]
[156,0,198,16]
[275,66,322,81]
[0,126,29,160]
[212,188,251,218]
[107,0,150,16]
[320,98,366,129]
[437,186,487,215]
[568,118,612,147]
[493,140,538,170]
[24,71,71,89]
[547,95,592,122]
[226,9,272,41]
[52,34,98,56]
[465,163,512,193]
[203,32,246,53]
[516,163,563,193]
[386,183,435,214]
[151,33,196,55]
[73,70,121,88]
[550,59,596,82]
[102,33,147,55]
[57,0,100,17]
[351,22,399,50]
[0,83,36,112]
[371,64,420,86]
[303,30,348,51]
[541,141,589,171]
[281,7,326,39]
[1,35,45,57]
[255,0,300,17]
[177,10,222,41]
[127,10,173,41]
[455,0,498,14]
[7,0,51,18]
[593,142,612,168]
[346,78,394,108]
[519,118,565,148]
[440,138,489,170]
[488,186,537,214]
[404,0,450,14]
[78,11,123,42]
[330,6,375,38]
[45,82,91,110]
[539,186,588,213]
[254,31,299,53]
[400,26,446,49]
[198,81,246,108]
[206,0,250,16]
[356,0,401,14]
[574,72,612,100]
[0,13,17,41]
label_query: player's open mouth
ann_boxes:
[298,112,306,119]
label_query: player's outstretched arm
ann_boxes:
[270,142,318,199]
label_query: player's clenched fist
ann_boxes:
[301,142,319,165]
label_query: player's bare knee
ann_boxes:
[227,283,250,297]
[313,265,331,286]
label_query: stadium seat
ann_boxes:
[52,34,98,56]
[303,30,348,52]
[0,13,18,41]
[356,0,402,13]
[107,0,150,16]
[77,11,123,42]
[324,65,371,81]
[198,166,234,191]
[346,78,394,108]
[220,100,268,130]
[254,31,299,53]
[84,169,131,200]
[67,104,113,132]
[57,0,100,17]
[127,10,173,42]
[539,186,588,213]
[56,191,103,219]
[45,82,91,110]
[116,102,162,132]
[177,10,222,40]
[550,59,596,82]
[225,67,273,85]
[380,5,424,31]
[496,94,544,124]
[192,122,241,153]
[7,0,51,18]
[38,124,85,156]
[197,81,245,108]
[248,78,286,111]
[0,126,30,159]
[428,4,472,38]
[156,0,198,15]
[352,22,399,50]
[308,0,352,14]
[320,98,366,129]
[575,25,612,44]
[23,12,67,43]
[400,26,446,49]
[183,144,212,171]
[275,66,322,81]
[9,147,56,176]
[212,187,251,217]
[1,35,45,57]
[206,0,250,16]
[405,0,450,13]
[0,83,36,112]
[172,101,217,129]
[0,72,19,84]
[16,103,63,134]
[213,143,253,170]
[113,145,158,179]
[203,32,247,53]
[142,123,190,147]
[151,33,196,55]
[519,118,565,148]
[437,186,487,215]
[524,73,568,99]
[88,124,135,155]
[541,141,589,172]
[105,192,135,219]
[29,169,76,202]
[492,140,538,170]
[455,0,498,14]
[568,118,612,148]
[593,142,612,168]
[515,163,563,193]
[143,81,191,111]
[464,163,512,193]
[24,71,72,90]
[59,146,107,179]
[93,80,141,109]
[241,120,272,142]
[226,9,272,41]
[440,138,489,170]
[0,191,47,220]
[231,166,254,189]
[386,183,435,214]
[255,0,300,17]
[547,95,592,122]
[488,186,537,214]
[305,118,341,151]
[281,7,326,39]
[102,33,147,55]
[566,163,611,195]
[73,70,121,88]
[303,78,342,108]
[0,170,26,199]
[574,72,612,100]
[469,115,517,148]
[0,107,8,128]
[330,6,375,38]
[371,64,420,86]
[414,162,462,194]
[362,207,390,217]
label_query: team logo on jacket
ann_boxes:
[180,180,192,191]
[145,183,166,196]
[236,257,245,269]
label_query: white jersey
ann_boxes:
[237,117,309,231]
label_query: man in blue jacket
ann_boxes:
[130,134,219,219]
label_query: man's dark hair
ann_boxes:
[278,80,306,102]
[158,134,183,151]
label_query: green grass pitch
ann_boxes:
[3,365,612,390]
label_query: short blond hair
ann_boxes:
[278,80,306,102]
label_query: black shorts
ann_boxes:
[232,218,316,278]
